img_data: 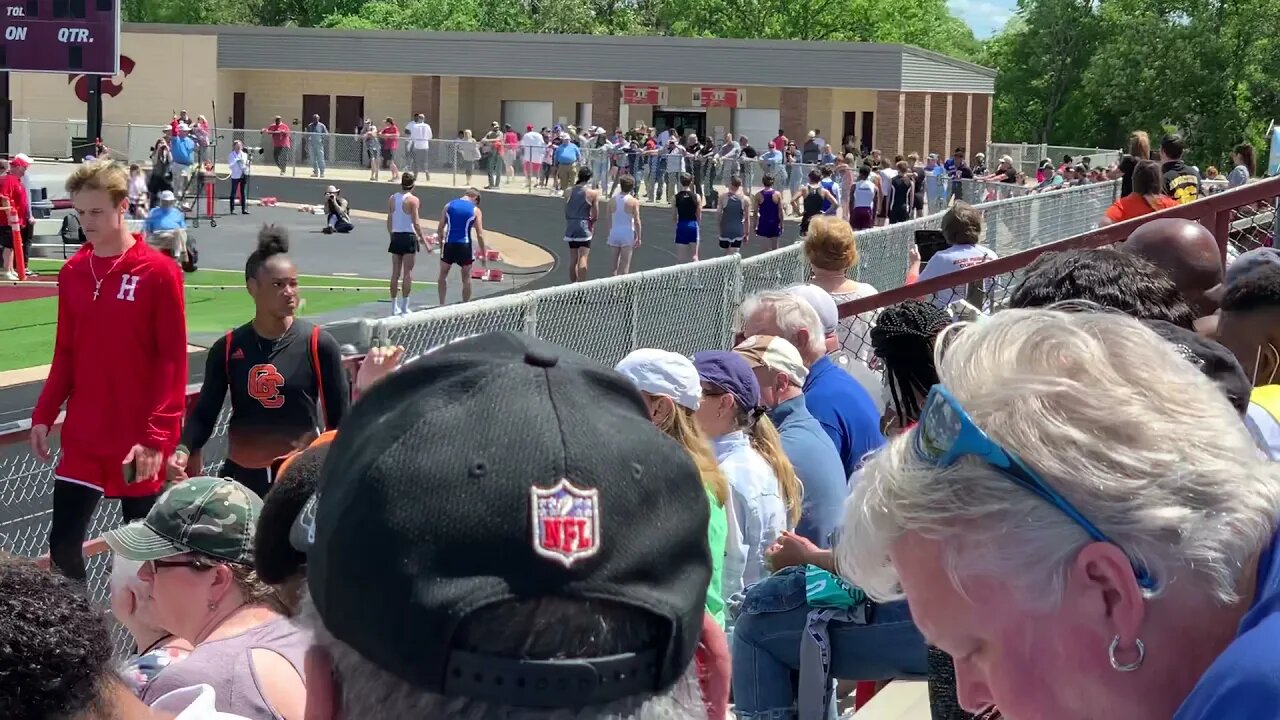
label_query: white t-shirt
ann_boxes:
[520,131,546,163]
[149,685,253,719]
[406,121,433,150]
[1246,400,1280,461]
[918,244,1000,309]
[853,179,876,209]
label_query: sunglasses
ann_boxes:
[148,558,216,572]
[913,384,1155,591]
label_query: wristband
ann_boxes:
[174,444,190,457]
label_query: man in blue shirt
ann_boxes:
[553,136,581,197]
[169,124,197,199]
[735,334,847,548]
[143,190,187,260]
[738,290,885,478]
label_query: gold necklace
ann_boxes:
[89,251,128,301]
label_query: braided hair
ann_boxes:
[870,300,951,428]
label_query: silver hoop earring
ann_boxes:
[1108,635,1144,672]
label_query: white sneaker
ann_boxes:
[390,301,402,317]
[4,271,18,281]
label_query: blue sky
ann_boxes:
[948,0,1016,38]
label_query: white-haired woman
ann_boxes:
[838,308,1280,719]
[110,557,193,697]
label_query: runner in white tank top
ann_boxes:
[607,176,642,275]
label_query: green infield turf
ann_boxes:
[1,261,408,373]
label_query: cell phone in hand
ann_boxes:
[914,229,948,263]
[122,459,138,485]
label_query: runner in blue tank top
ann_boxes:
[819,166,841,215]
[672,172,702,264]
[753,174,785,251]
[434,188,487,306]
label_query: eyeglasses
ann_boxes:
[913,384,1155,591]
[147,558,216,573]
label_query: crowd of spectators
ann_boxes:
[4,130,1280,720]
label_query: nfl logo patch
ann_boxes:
[530,479,601,567]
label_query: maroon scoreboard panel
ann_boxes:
[0,0,121,75]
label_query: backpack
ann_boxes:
[226,324,331,428]
[60,213,86,244]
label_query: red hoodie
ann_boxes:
[33,237,188,495]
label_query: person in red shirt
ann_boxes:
[380,117,401,178]
[502,124,519,181]
[30,160,188,580]
[0,155,31,280]
[262,115,293,176]
[772,129,788,152]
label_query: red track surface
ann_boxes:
[0,283,58,303]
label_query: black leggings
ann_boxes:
[220,459,273,499]
[229,176,248,212]
[49,481,156,581]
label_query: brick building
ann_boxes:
[8,23,995,159]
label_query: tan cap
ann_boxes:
[733,335,808,386]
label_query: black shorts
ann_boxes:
[0,228,12,250]
[388,231,418,255]
[718,237,744,249]
[567,240,591,250]
[442,242,474,266]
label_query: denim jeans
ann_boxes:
[647,158,663,201]
[310,146,326,176]
[731,568,929,720]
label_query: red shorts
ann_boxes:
[55,448,164,499]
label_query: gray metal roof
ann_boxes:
[125,23,995,94]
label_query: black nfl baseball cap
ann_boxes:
[292,332,711,708]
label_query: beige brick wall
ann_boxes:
[902,92,927,159]
[438,76,461,138]
[875,91,902,158]
[780,88,807,141]
[12,31,217,126]
[225,70,411,135]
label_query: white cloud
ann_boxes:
[948,0,1015,38]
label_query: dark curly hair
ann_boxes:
[0,556,115,719]
[1222,263,1280,314]
[1009,247,1198,329]
[870,300,951,426]
[255,441,330,587]
[245,224,291,280]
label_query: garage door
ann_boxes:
[732,109,780,151]
[502,101,554,133]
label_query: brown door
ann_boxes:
[300,94,331,162]
[232,92,246,144]
[335,96,365,137]
[842,111,857,150]
[861,111,875,154]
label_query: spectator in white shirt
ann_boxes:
[519,124,546,191]
[227,140,250,215]
[405,113,433,181]
[917,201,999,309]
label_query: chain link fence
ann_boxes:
[0,150,1115,659]
[1230,196,1277,253]
[988,142,1122,177]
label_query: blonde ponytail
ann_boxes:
[658,401,730,507]
[743,410,804,527]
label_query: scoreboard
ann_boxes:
[0,0,120,75]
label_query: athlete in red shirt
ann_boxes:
[30,160,189,580]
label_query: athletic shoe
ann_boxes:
[4,271,18,281]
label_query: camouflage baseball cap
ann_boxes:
[104,477,262,565]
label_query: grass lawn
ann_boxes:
[1,260,411,372]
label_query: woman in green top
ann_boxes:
[615,349,731,625]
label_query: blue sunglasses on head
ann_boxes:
[914,384,1155,591]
